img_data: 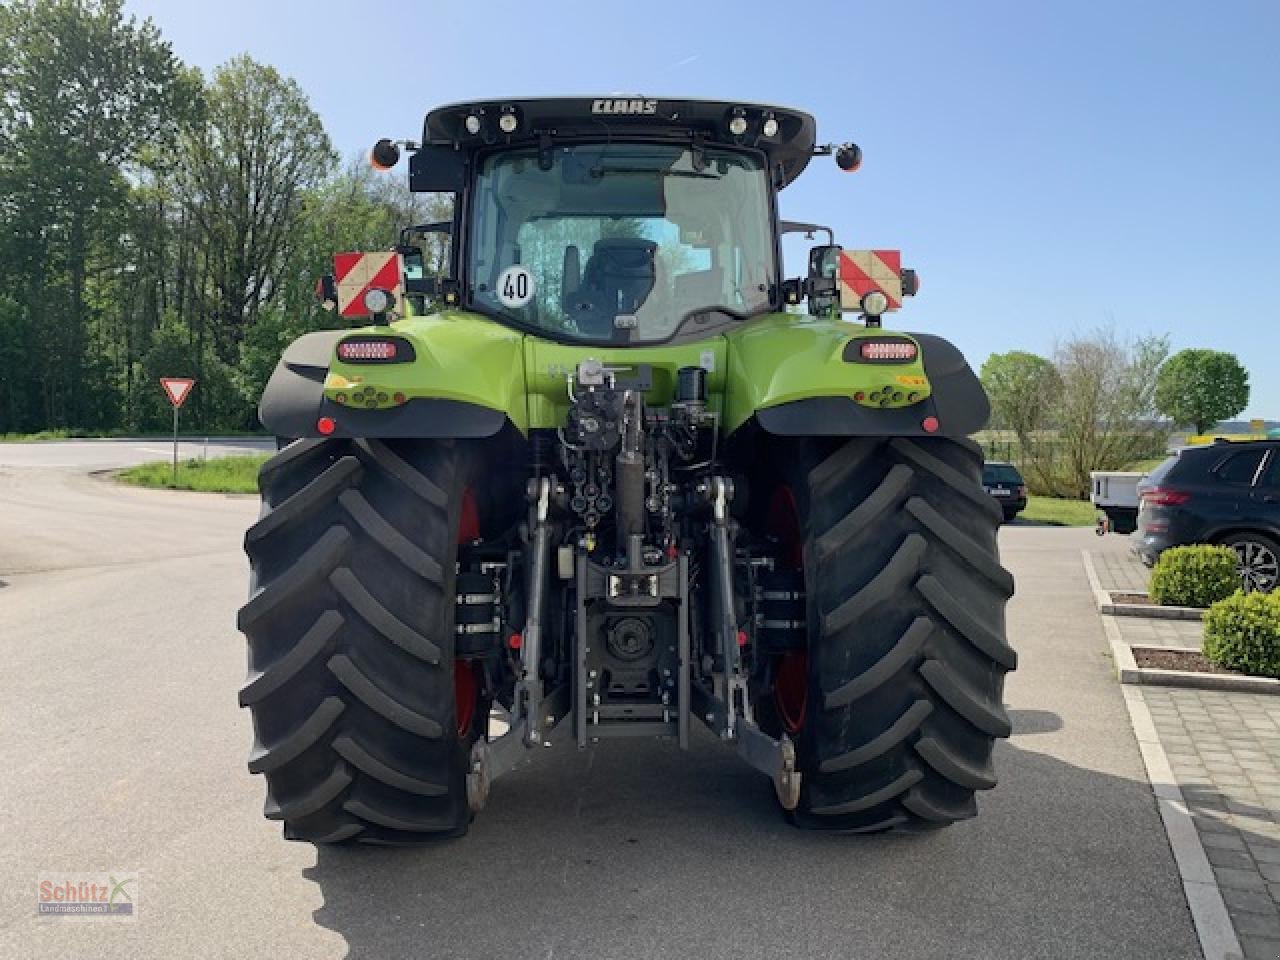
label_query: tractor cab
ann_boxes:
[362,98,909,338]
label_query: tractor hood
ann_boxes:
[420,97,817,188]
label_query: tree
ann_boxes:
[0,0,192,431]
[980,351,1061,439]
[172,56,335,365]
[1026,330,1170,498]
[1155,349,1250,434]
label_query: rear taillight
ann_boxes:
[859,340,917,361]
[339,340,397,361]
[335,336,414,363]
[1141,486,1191,506]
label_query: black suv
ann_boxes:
[1133,440,1280,592]
[983,461,1028,523]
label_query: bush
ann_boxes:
[1204,591,1280,677]
[1149,545,1240,607]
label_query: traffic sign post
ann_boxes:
[159,378,196,486]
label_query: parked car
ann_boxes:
[1133,440,1280,592]
[983,461,1028,523]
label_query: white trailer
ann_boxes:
[1090,471,1146,534]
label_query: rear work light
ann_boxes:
[1141,487,1192,506]
[846,338,918,363]
[335,337,414,364]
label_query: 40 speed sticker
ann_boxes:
[497,265,535,308]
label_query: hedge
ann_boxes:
[1204,591,1280,678]
[1149,545,1240,608]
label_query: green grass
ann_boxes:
[1017,496,1098,526]
[1,428,80,441]
[117,455,268,494]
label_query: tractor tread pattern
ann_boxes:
[329,568,442,664]
[327,653,443,738]
[239,610,343,706]
[333,735,448,796]
[264,764,353,821]
[245,456,363,546]
[789,436,1014,831]
[339,489,443,583]
[239,438,473,844]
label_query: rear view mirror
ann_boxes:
[408,144,468,193]
[397,244,426,281]
[314,274,337,312]
[806,244,841,315]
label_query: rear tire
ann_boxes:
[758,435,1017,831]
[238,438,484,843]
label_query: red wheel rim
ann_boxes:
[457,486,480,544]
[454,659,478,738]
[767,486,808,734]
[774,650,809,735]
[454,485,481,738]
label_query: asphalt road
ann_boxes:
[0,444,1200,959]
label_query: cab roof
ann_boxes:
[422,97,818,188]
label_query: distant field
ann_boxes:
[117,455,267,494]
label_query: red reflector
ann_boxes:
[921,415,940,433]
[1141,487,1191,506]
[508,632,522,650]
[736,629,748,648]
[316,416,336,435]
[853,391,866,402]
[393,392,406,405]
[860,340,917,361]
[338,339,397,361]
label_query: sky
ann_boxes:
[125,0,1280,418]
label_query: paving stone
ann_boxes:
[1210,847,1260,870]
[1260,862,1280,883]
[1218,866,1270,891]
[1235,913,1280,939]
[1240,933,1280,958]
[1223,887,1279,915]
[1197,813,1239,834]
[1252,842,1280,864]
[1204,832,1249,851]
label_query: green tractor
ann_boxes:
[238,98,1016,843]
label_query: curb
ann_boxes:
[1085,550,1244,960]
[1119,684,1243,960]
[1100,593,1205,621]
[1126,643,1280,696]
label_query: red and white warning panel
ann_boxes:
[160,377,195,408]
[334,252,403,318]
[839,250,904,312]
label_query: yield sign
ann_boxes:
[160,377,195,408]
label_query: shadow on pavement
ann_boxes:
[301,716,1209,960]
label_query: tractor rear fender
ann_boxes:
[723,315,989,438]
[257,313,528,439]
